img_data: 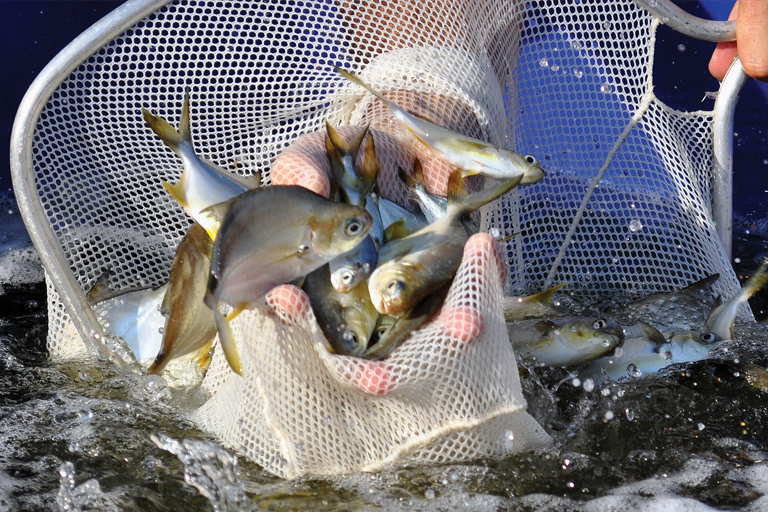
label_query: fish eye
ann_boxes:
[349,333,360,346]
[700,332,718,343]
[342,271,354,284]
[592,319,607,329]
[344,219,364,237]
[387,280,403,293]
[524,154,538,165]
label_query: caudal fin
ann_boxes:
[142,90,193,156]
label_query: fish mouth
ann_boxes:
[521,166,545,185]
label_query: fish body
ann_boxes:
[91,283,168,362]
[508,317,624,367]
[503,282,567,322]
[148,223,217,375]
[376,194,427,234]
[205,185,372,374]
[304,264,377,356]
[399,160,448,224]
[143,92,253,238]
[369,171,522,316]
[335,66,545,184]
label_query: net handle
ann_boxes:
[10,0,173,366]
[633,0,736,42]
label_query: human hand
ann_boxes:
[709,0,768,81]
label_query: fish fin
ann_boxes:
[681,273,720,294]
[497,231,519,243]
[384,218,411,243]
[211,305,243,376]
[162,180,188,209]
[335,66,393,108]
[533,319,558,334]
[741,259,768,300]
[142,91,193,156]
[199,198,236,240]
[460,168,483,178]
[159,280,173,317]
[637,321,667,347]
[226,303,248,322]
[325,119,369,156]
[452,172,524,216]
[86,271,114,304]
[522,282,568,304]
[446,170,468,204]
[356,130,379,194]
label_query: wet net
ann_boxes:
[22,0,745,477]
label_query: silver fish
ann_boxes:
[399,159,447,223]
[335,66,545,183]
[705,259,768,340]
[369,171,522,316]
[508,317,624,367]
[204,185,372,375]
[143,91,256,239]
[148,223,217,375]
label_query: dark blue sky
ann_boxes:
[2,0,767,219]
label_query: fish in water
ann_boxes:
[369,170,523,316]
[503,282,567,322]
[148,223,217,375]
[142,91,257,239]
[87,274,168,363]
[204,185,372,375]
[303,264,378,356]
[705,259,768,340]
[335,66,545,184]
[508,317,625,367]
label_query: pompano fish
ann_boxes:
[148,223,217,375]
[369,170,523,316]
[303,264,377,356]
[88,275,168,362]
[142,92,256,239]
[335,66,545,184]
[204,185,372,375]
[508,317,624,367]
[326,124,383,293]
[399,160,447,223]
[705,259,768,340]
[503,283,567,322]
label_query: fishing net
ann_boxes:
[17,0,746,477]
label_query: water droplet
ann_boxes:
[503,430,515,450]
[489,227,501,238]
[582,379,595,392]
[295,442,304,452]
[735,257,741,263]
[602,21,612,29]
[158,326,165,334]
[550,63,560,71]
[570,41,583,50]
[567,481,575,488]
[425,489,436,500]
[602,339,612,347]
[572,378,582,388]
[573,68,583,78]
[677,44,686,53]
[604,410,614,421]
[649,0,658,6]
[698,422,705,431]
[601,387,611,396]
[625,408,635,421]
[539,57,549,68]
[763,159,768,165]
[628,219,643,232]
[600,83,613,93]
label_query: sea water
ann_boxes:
[2,192,768,511]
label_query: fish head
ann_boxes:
[498,149,545,185]
[308,205,372,260]
[368,262,423,315]
[339,306,378,357]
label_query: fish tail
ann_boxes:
[357,130,379,189]
[334,66,394,109]
[523,282,568,305]
[741,259,768,301]
[162,180,188,209]
[451,171,523,215]
[142,90,193,156]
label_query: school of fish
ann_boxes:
[88,67,767,385]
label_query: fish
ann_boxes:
[88,274,168,363]
[142,91,256,239]
[508,316,625,367]
[362,282,450,360]
[502,282,567,322]
[326,123,383,293]
[148,223,217,375]
[705,259,768,340]
[369,170,523,316]
[303,264,378,356]
[376,193,428,234]
[399,160,447,223]
[335,66,545,184]
[204,185,373,375]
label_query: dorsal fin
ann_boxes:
[681,273,720,295]
[523,282,567,304]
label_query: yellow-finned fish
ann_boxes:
[148,223,217,375]
[335,66,545,184]
[705,259,768,340]
[303,264,378,356]
[369,171,523,316]
[142,91,256,239]
[204,185,372,375]
[503,282,567,322]
[508,317,625,367]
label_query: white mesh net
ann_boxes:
[25,0,746,477]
